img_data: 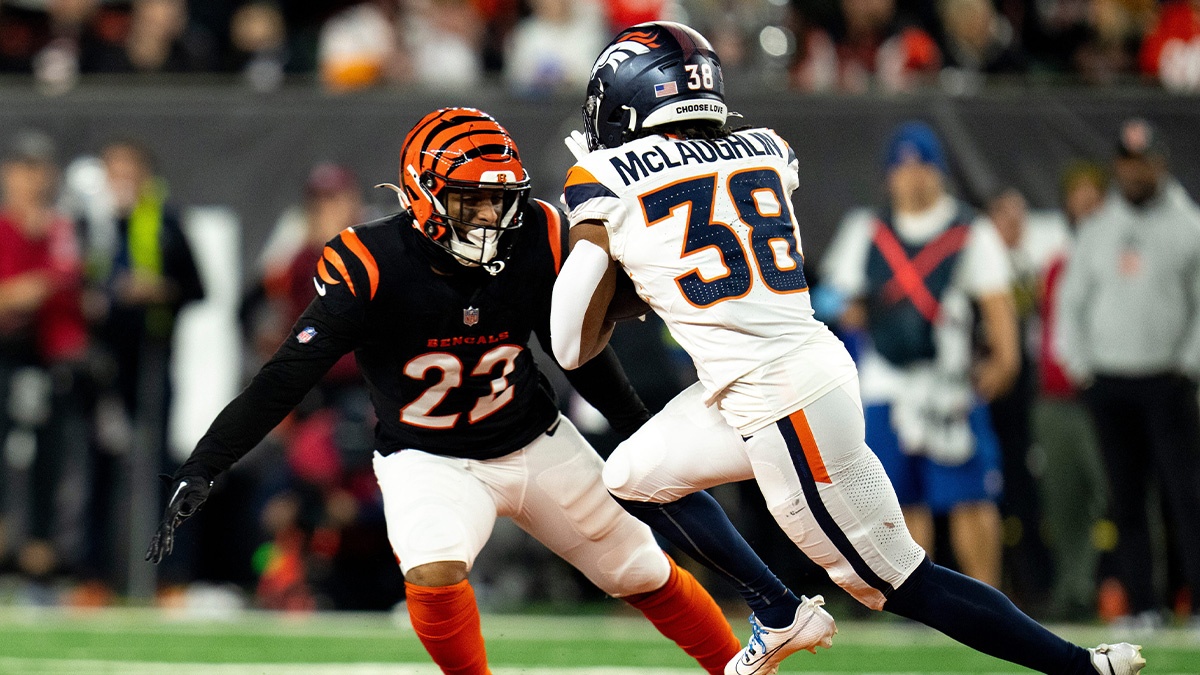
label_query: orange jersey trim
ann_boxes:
[536,200,564,272]
[565,166,601,188]
[787,408,831,484]
[340,228,380,299]
[316,258,340,286]
[322,246,356,297]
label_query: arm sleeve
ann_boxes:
[175,299,360,481]
[176,234,370,481]
[536,272,650,438]
[560,346,651,437]
[538,319,650,437]
[549,239,611,369]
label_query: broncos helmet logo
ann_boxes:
[590,30,661,77]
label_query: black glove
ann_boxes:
[145,475,212,564]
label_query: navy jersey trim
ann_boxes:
[564,182,619,211]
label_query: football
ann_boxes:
[605,266,651,322]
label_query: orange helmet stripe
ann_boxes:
[340,228,379,300]
[322,246,356,297]
[619,30,661,47]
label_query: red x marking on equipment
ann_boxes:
[871,222,969,324]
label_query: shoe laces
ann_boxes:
[746,615,767,656]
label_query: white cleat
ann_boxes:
[724,595,837,675]
[1089,643,1146,675]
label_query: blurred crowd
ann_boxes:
[2,0,1200,94]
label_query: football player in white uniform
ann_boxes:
[550,21,1146,675]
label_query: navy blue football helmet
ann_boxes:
[583,22,727,151]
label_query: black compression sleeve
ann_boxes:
[560,346,650,437]
[175,305,358,482]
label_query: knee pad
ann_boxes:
[599,536,671,598]
[602,444,637,498]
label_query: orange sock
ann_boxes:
[624,555,741,675]
[405,580,491,675]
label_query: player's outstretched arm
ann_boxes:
[144,298,360,563]
[550,221,616,369]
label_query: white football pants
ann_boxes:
[604,380,925,609]
[373,415,669,598]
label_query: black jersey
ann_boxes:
[179,199,648,482]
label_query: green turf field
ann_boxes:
[0,607,1195,674]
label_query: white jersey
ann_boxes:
[564,128,857,433]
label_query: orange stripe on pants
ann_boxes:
[788,408,831,484]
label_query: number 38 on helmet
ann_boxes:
[582,21,728,152]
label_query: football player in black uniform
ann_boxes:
[145,108,740,674]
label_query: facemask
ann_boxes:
[447,225,500,267]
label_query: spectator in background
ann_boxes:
[82,0,215,74]
[226,1,289,92]
[79,138,203,588]
[0,130,89,599]
[985,187,1068,607]
[791,0,940,93]
[317,0,401,91]
[32,0,99,93]
[1072,0,1154,84]
[936,0,1025,92]
[505,0,608,96]
[1140,0,1200,92]
[472,0,521,75]
[1056,118,1200,629]
[1035,161,1109,621]
[821,121,1018,589]
[244,163,370,524]
[403,0,484,89]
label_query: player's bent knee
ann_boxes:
[405,560,469,587]
[603,439,664,502]
[602,448,636,498]
[604,538,672,595]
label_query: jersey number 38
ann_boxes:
[640,168,807,308]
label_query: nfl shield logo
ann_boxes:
[296,326,317,343]
[463,307,480,326]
